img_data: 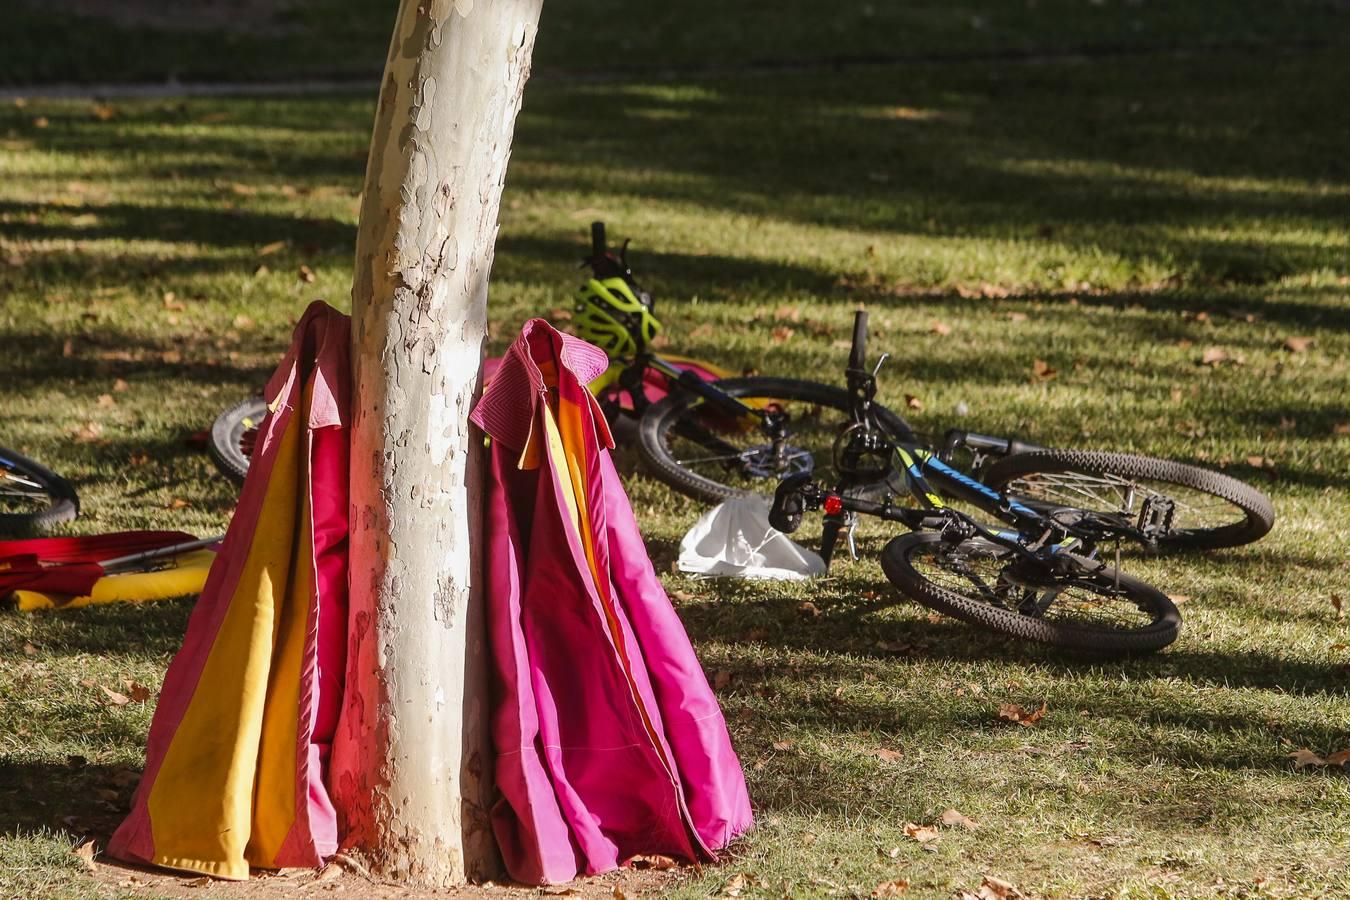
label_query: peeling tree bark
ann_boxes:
[330,0,544,886]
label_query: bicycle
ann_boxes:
[209,222,919,493]
[573,221,917,501]
[0,446,80,532]
[761,311,1274,654]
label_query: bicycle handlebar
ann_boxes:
[591,221,607,258]
[848,310,868,371]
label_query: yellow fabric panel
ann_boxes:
[13,550,216,612]
[143,411,303,880]
[541,404,582,536]
[245,476,312,867]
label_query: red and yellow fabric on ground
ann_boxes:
[11,549,216,610]
[108,301,350,880]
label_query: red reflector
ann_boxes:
[823,494,844,515]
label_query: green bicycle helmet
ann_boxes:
[573,276,662,358]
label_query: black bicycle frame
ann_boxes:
[773,310,1163,567]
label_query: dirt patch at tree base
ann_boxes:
[93,855,684,898]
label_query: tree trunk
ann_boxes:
[330,0,544,885]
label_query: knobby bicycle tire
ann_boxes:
[881,531,1181,655]
[0,446,80,532]
[638,376,913,503]
[209,398,268,485]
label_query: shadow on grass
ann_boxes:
[677,590,1350,700]
[0,761,140,840]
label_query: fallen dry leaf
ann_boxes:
[998,702,1047,727]
[166,498,191,510]
[1031,359,1057,382]
[972,874,1025,899]
[125,681,153,703]
[798,600,820,618]
[1006,311,1028,323]
[1327,749,1350,765]
[97,393,116,408]
[23,642,38,656]
[1200,346,1230,366]
[1333,595,1344,620]
[1282,336,1315,353]
[1245,455,1275,470]
[33,116,49,128]
[1335,423,1350,436]
[161,349,183,364]
[1290,749,1327,768]
[233,314,255,330]
[905,394,924,411]
[100,685,131,706]
[1169,595,1192,605]
[257,240,287,256]
[903,822,939,843]
[929,320,952,336]
[298,264,317,283]
[774,304,800,322]
[71,840,97,872]
[771,325,794,344]
[772,740,794,751]
[871,878,910,897]
[940,808,979,830]
[872,748,903,764]
[162,291,185,311]
[629,854,678,870]
[72,421,103,442]
[713,670,733,691]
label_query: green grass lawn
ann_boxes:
[2,17,1349,900]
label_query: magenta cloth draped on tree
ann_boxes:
[470,319,753,885]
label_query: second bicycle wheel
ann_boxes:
[638,376,912,503]
[0,446,80,532]
[982,449,1275,550]
[209,397,268,484]
[880,530,1181,654]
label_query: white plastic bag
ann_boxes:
[677,495,825,580]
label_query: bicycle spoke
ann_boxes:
[1008,471,1245,531]
[911,542,1158,631]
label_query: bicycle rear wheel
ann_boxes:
[982,449,1274,550]
[637,376,912,503]
[209,398,268,484]
[880,531,1180,654]
[0,446,79,532]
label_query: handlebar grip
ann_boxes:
[848,310,868,370]
[591,221,606,257]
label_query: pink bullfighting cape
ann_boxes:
[470,319,753,885]
[109,301,350,880]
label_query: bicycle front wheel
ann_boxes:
[982,449,1275,550]
[0,446,79,532]
[880,531,1180,655]
[637,376,912,503]
[209,397,268,484]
